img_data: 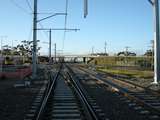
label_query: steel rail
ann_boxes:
[66,65,99,120]
[78,67,160,115]
[80,67,160,96]
[100,78,160,115]
[35,66,62,120]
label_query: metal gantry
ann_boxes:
[32,0,85,78]
[32,0,68,77]
[37,28,80,64]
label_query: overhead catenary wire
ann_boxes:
[38,22,49,39]
[25,0,33,12]
[9,0,33,44]
[64,0,69,30]
[28,24,33,41]
[24,0,33,42]
[25,0,48,41]
[9,0,31,14]
[62,0,69,49]
[26,0,48,40]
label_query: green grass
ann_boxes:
[98,68,153,79]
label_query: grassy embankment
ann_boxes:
[89,56,153,79]
[98,68,153,79]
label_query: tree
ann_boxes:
[117,51,136,56]
[144,49,153,56]
[0,40,41,57]
[17,40,32,56]
[12,46,20,55]
[16,40,41,57]
[2,45,12,55]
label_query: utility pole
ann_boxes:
[84,0,88,18]
[0,36,7,56]
[32,0,38,78]
[125,46,130,56]
[0,37,3,73]
[0,36,7,74]
[54,43,56,63]
[11,40,17,58]
[92,46,94,55]
[153,0,160,84]
[49,29,52,64]
[150,40,154,70]
[124,46,130,65]
[0,37,3,56]
[11,40,14,58]
[104,41,107,54]
[30,0,86,79]
[148,0,160,84]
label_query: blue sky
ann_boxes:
[0,0,155,55]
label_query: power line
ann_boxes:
[64,0,68,30]
[9,0,30,14]
[62,0,69,49]
[38,22,49,38]
[25,0,33,12]
[10,0,33,43]
[24,0,33,42]
[28,24,33,41]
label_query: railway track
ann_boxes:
[25,64,106,120]
[71,65,160,119]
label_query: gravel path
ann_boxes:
[0,67,47,120]
[0,79,44,120]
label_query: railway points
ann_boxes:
[30,64,106,120]
[0,62,160,120]
[69,64,160,120]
